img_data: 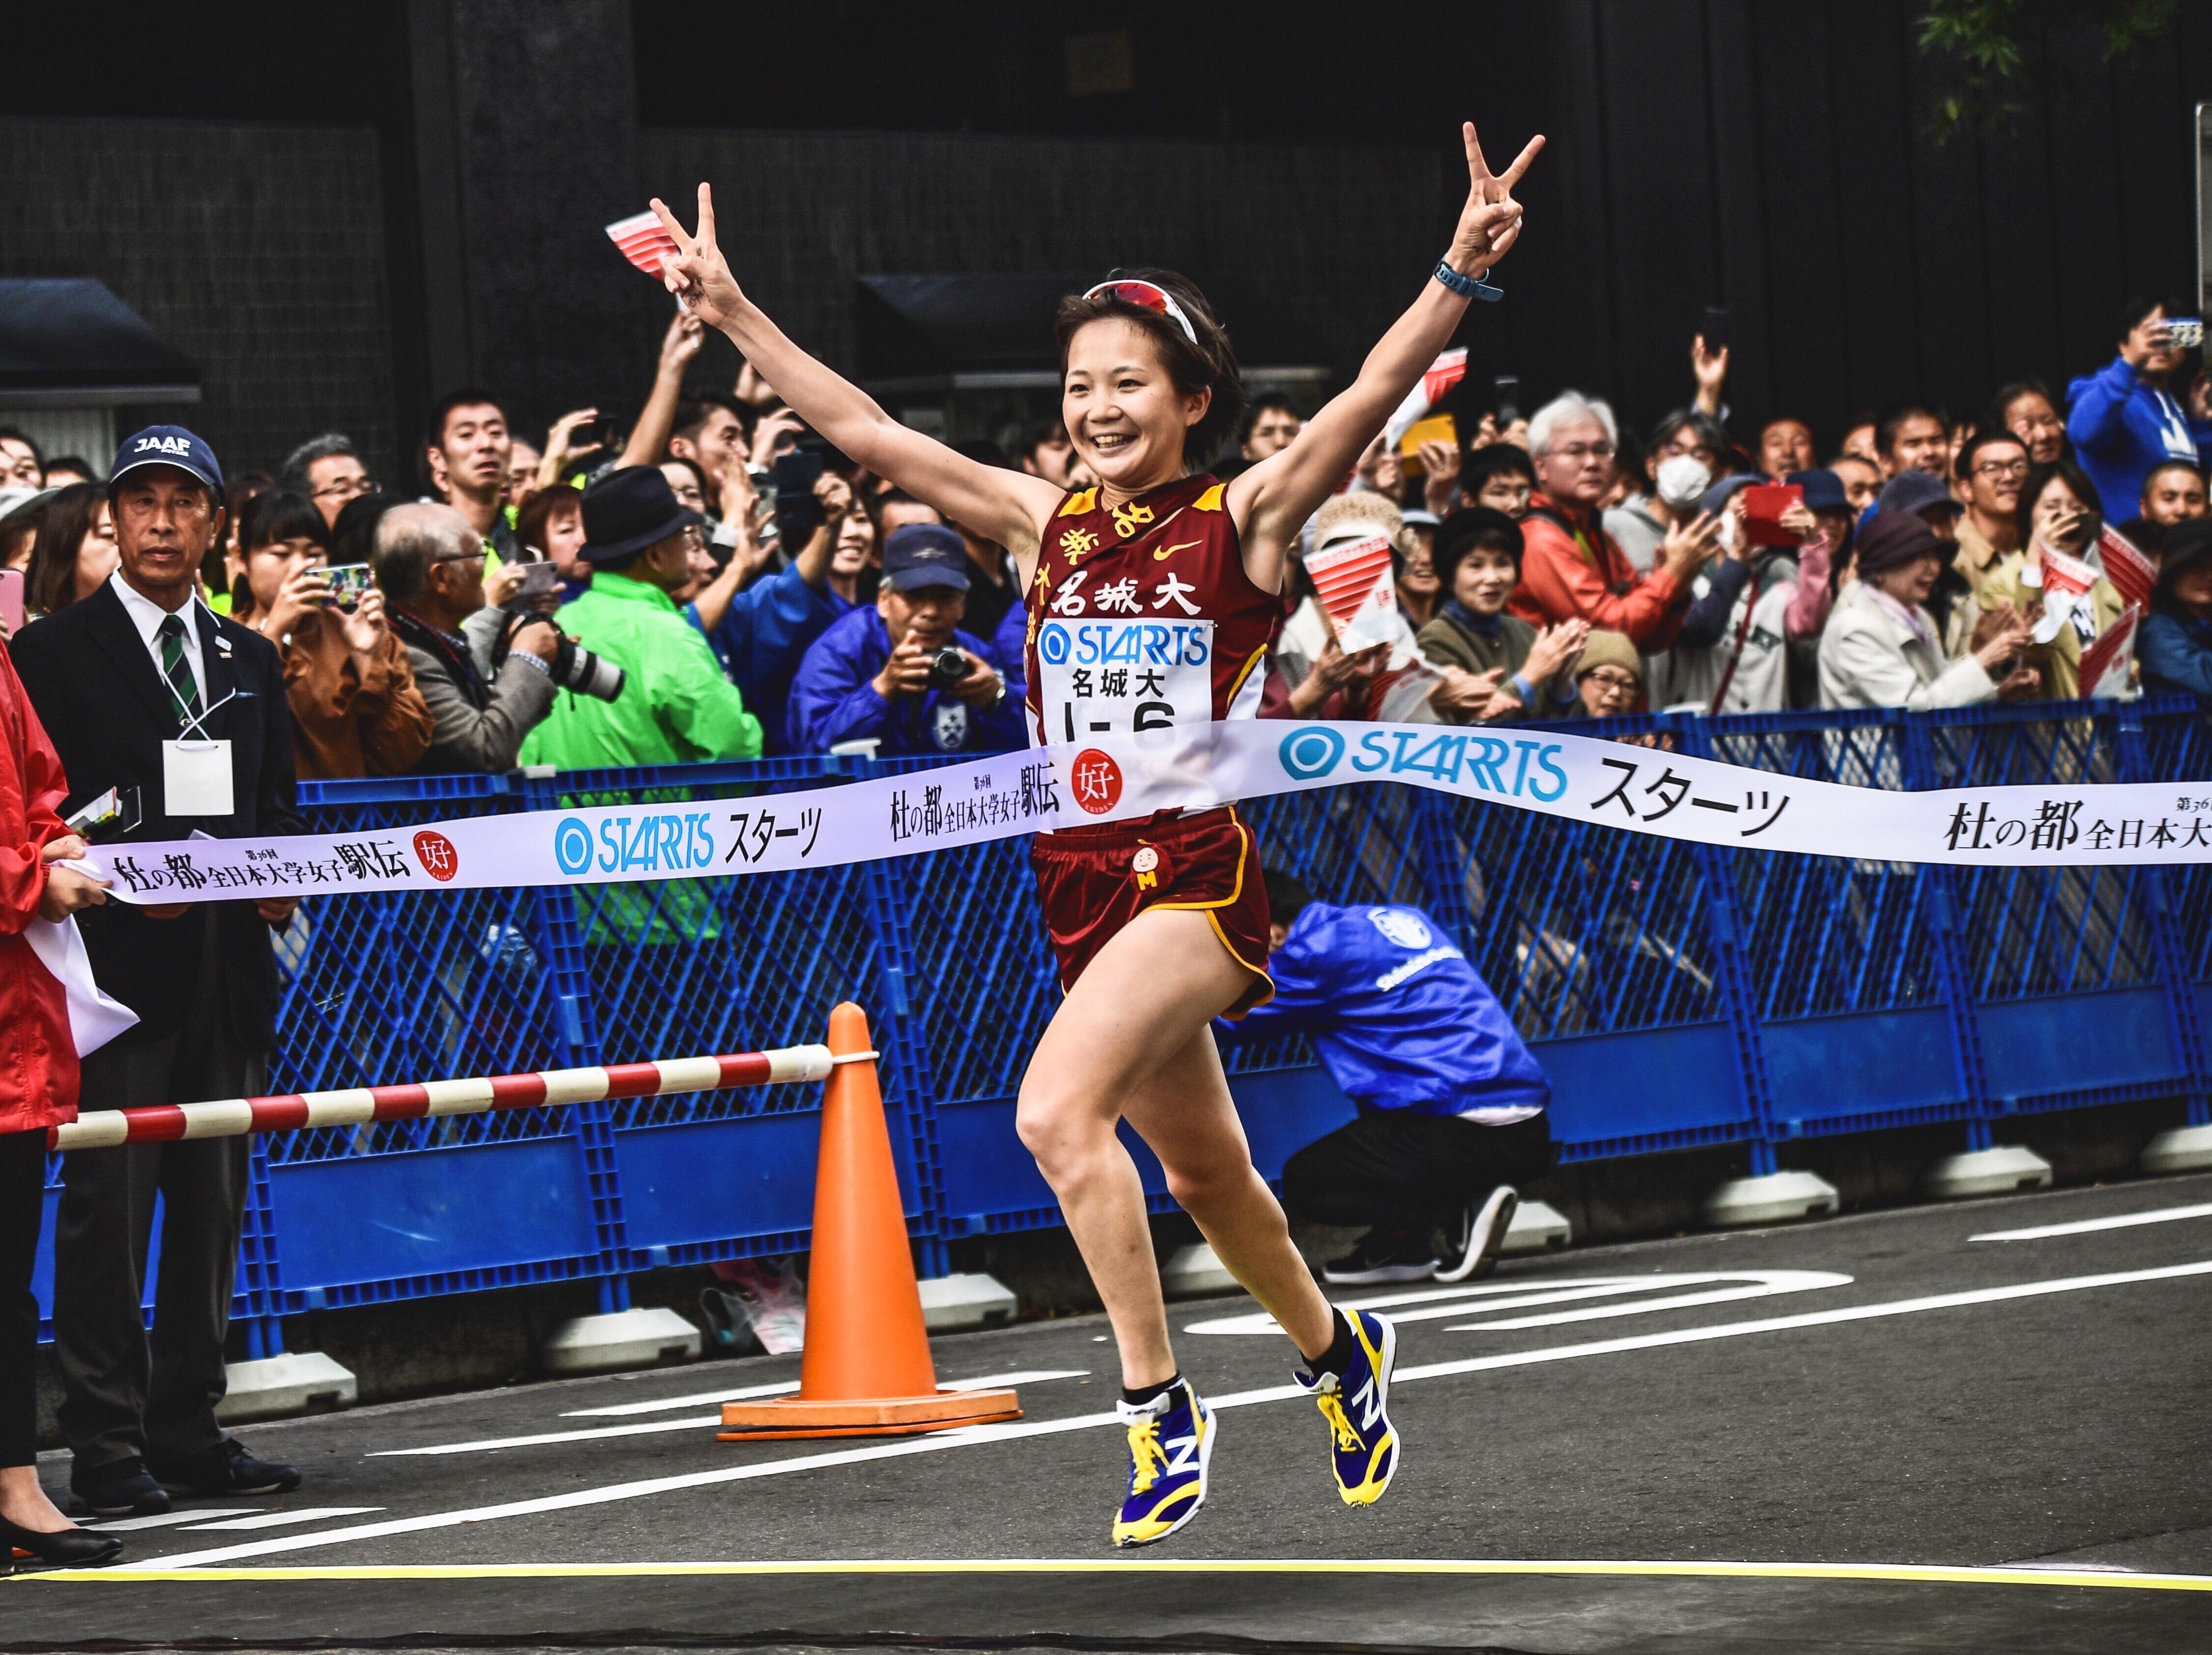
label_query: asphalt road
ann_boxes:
[8,1171,2212,1653]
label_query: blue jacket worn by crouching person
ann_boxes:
[785,606,1026,756]
[2066,355,2212,524]
[1216,899,1550,1118]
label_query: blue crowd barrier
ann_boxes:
[33,698,2212,1354]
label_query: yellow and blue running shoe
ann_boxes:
[1111,1383,1214,1546]
[1295,1309,1399,1506]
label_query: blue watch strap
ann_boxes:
[1434,259,1504,303]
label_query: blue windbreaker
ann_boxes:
[785,606,1026,756]
[1215,901,1550,1117]
[689,561,842,753]
[2065,356,2212,524]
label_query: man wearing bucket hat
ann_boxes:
[518,466,761,769]
[10,425,307,1515]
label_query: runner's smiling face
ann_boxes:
[1062,318,1209,494]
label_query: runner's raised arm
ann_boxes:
[650,185,1061,558]
[1226,121,1543,593]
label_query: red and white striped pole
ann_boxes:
[48,1046,836,1151]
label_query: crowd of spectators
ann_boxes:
[2,259,2211,1558]
[0,295,2208,787]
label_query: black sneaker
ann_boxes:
[68,1460,170,1519]
[1435,1186,1519,1283]
[148,1438,302,1498]
[1322,1228,1440,1285]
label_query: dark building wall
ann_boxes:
[637,129,1454,398]
[413,0,659,457]
[0,118,399,482]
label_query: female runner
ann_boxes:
[651,118,1540,1546]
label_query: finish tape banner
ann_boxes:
[80,720,2212,906]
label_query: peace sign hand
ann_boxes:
[1449,120,1545,277]
[650,184,746,331]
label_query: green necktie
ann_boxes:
[157,612,203,724]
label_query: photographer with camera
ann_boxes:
[375,502,561,774]
[518,467,761,769]
[232,491,431,781]
[786,523,1022,756]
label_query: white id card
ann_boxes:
[162,740,234,817]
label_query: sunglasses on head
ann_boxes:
[1081,279,1199,347]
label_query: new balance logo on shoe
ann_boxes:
[1163,1427,1202,1473]
[1351,1376,1382,1433]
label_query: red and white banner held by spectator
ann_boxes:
[2099,525,2158,614]
[1304,533,1402,653]
[606,211,681,277]
[2078,604,2141,700]
[1383,347,1469,448]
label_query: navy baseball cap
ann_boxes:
[1876,469,1961,519]
[1785,468,1850,514]
[883,523,969,592]
[109,425,224,499]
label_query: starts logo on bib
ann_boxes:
[1071,748,1123,814]
[413,829,460,883]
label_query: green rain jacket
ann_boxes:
[521,571,761,948]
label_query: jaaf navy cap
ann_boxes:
[883,523,970,591]
[109,425,224,499]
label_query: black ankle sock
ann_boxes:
[1311,1307,1358,1377]
[1121,1374,1185,1410]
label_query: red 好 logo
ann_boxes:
[413,829,460,882]
[1071,749,1123,815]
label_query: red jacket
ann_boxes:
[1508,492,1689,650]
[0,635,76,1135]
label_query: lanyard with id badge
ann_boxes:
[163,666,243,819]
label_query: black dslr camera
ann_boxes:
[926,646,974,690]
[494,612,626,702]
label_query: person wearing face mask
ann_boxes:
[1415,509,1585,723]
[1819,513,2038,711]
[1605,411,1720,573]
[2067,299,2212,524]
[1976,458,2127,701]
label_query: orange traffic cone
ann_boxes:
[719,1003,1023,1440]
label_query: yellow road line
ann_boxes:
[20,1558,2211,1592]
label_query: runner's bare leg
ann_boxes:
[1017,907,1334,1389]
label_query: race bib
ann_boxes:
[1034,617,1215,746]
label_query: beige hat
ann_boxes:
[1572,629,1643,687]
[1311,491,1417,562]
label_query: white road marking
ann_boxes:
[1185,1273,1848,1337]
[1973,1202,2212,1242]
[375,1418,726,1457]
[146,1257,2212,1571]
[180,1508,384,1530]
[88,1509,260,1532]
[391,1371,1092,1456]
[564,1378,798,1418]
[563,1367,1087,1418]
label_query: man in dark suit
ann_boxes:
[12,427,307,1517]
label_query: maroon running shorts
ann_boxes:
[1030,804,1274,1015]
